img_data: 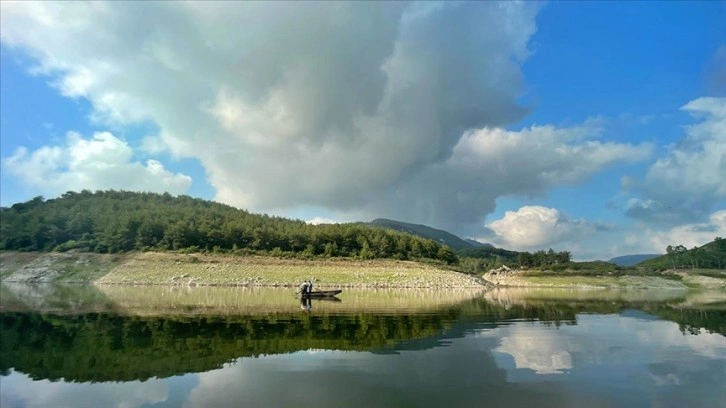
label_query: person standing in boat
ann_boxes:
[306,279,313,294]
[299,281,309,295]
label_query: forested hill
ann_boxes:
[0,191,457,263]
[368,219,475,250]
[608,254,661,267]
[636,238,726,270]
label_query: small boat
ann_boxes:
[300,290,342,298]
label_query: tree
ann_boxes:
[436,246,457,265]
[674,245,688,269]
[715,237,726,269]
[517,252,534,268]
[557,251,572,264]
[0,190,459,263]
[666,245,675,269]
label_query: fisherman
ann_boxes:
[299,281,309,295]
[306,279,313,294]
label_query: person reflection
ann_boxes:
[300,297,312,311]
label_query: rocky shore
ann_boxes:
[2,251,723,290]
[0,251,486,289]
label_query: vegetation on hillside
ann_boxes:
[2,191,722,276]
[368,219,584,274]
[637,238,726,271]
[608,254,661,267]
[0,191,457,264]
[368,218,475,250]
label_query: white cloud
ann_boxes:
[483,205,606,251]
[354,121,652,235]
[593,209,726,261]
[646,210,726,252]
[0,2,655,239]
[627,97,726,224]
[487,206,562,249]
[306,217,339,225]
[1,131,192,196]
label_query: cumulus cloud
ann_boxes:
[627,97,726,224]
[1,2,653,236]
[482,205,609,251]
[597,209,726,261]
[1,131,192,196]
[353,121,652,235]
[645,210,726,252]
[306,217,339,225]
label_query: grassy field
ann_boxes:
[504,275,688,289]
[0,251,485,288]
[95,252,485,288]
[483,269,725,290]
[2,251,723,290]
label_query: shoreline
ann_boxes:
[1,251,724,290]
[0,251,487,289]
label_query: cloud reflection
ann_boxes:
[485,314,725,377]
[495,326,574,374]
[0,371,168,408]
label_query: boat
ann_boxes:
[300,290,342,298]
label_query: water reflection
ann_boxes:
[1,284,724,408]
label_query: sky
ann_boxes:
[1,1,724,260]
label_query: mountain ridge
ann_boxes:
[368,218,476,250]
[608,254,661,267]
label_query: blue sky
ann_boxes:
[1,1,724,259]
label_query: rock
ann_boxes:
[482,265,523,286]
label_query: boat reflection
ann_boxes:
[300,296,342,311]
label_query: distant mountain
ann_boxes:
[369,219,475,250]
[464,239,494,248]
[608,254,661,267]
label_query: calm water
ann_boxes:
[1,284,725,408]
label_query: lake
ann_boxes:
[1,284,725,408]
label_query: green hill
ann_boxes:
[457,245,520,262]
[366,219,576,272]
[636,238,726,271]
[609,254,661,267]
[464,239,493,248]
[0,191,457,264]
[369,219,474,250]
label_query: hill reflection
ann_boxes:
[0,284,723,383]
